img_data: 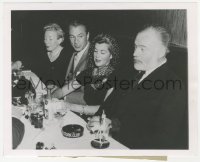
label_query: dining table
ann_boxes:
[13,70,128,150]
[15,106,128,150]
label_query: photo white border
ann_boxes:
[2,2,198,157]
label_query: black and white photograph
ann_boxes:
[2,2,198,157]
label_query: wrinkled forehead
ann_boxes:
[135,29,162,46]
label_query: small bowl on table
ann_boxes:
[61,124,84,138]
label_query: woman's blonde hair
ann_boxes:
[43,23,65,42]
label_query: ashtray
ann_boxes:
[61,124,84,138]
[91,139,110,149]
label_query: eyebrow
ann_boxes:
[78,33,84,36]
[94,50,107,53]
[94,48,106,51]
[69,33,84,37]
[135,44,147,48]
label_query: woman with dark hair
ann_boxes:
[52,33,120,115]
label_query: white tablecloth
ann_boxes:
[16,71,128,150]
[17,110,128,150]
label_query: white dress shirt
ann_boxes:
[73,43,89,71]
[139,58,167,83]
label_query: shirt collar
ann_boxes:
[75,42,89,58]
[139,58,167,83]
[47,46,63,62]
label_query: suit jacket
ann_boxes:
[101,63,188,149]
[65,44,90,92]
[65,44,90,82]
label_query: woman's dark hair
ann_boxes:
[87,33,120,69]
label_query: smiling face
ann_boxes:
[44,30,62,52]
[69,25,89,52]
[133,28,166,71]
[94,43,112,67]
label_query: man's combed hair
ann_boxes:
[43,23,65,41]
[68,19,89,34]
[87,33,120,69]
[141,25,171,53]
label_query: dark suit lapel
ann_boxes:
[136,63,168,89]
[118,63,168,115]
[131,71,145,89]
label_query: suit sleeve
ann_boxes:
[76,69,92,86]
[152,86,188,149]
[12,117,25,149]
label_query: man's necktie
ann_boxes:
[73,54,78,71]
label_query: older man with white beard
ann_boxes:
[90,25,188,149]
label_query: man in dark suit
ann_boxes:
[94,25,188,149]
[64,20,90,104]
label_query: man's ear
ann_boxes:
[110,54,113,59]
[87,32,90,41]
[159,46,167,58]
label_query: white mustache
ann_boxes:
[133,58,141,62]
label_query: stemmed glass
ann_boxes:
[46,84,55,100]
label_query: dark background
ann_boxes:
[11,10,187,84]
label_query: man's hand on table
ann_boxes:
[51,87,63,99]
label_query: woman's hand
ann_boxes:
[87,116,112,133]
[87,116,100,132]
[54,99,69,114]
